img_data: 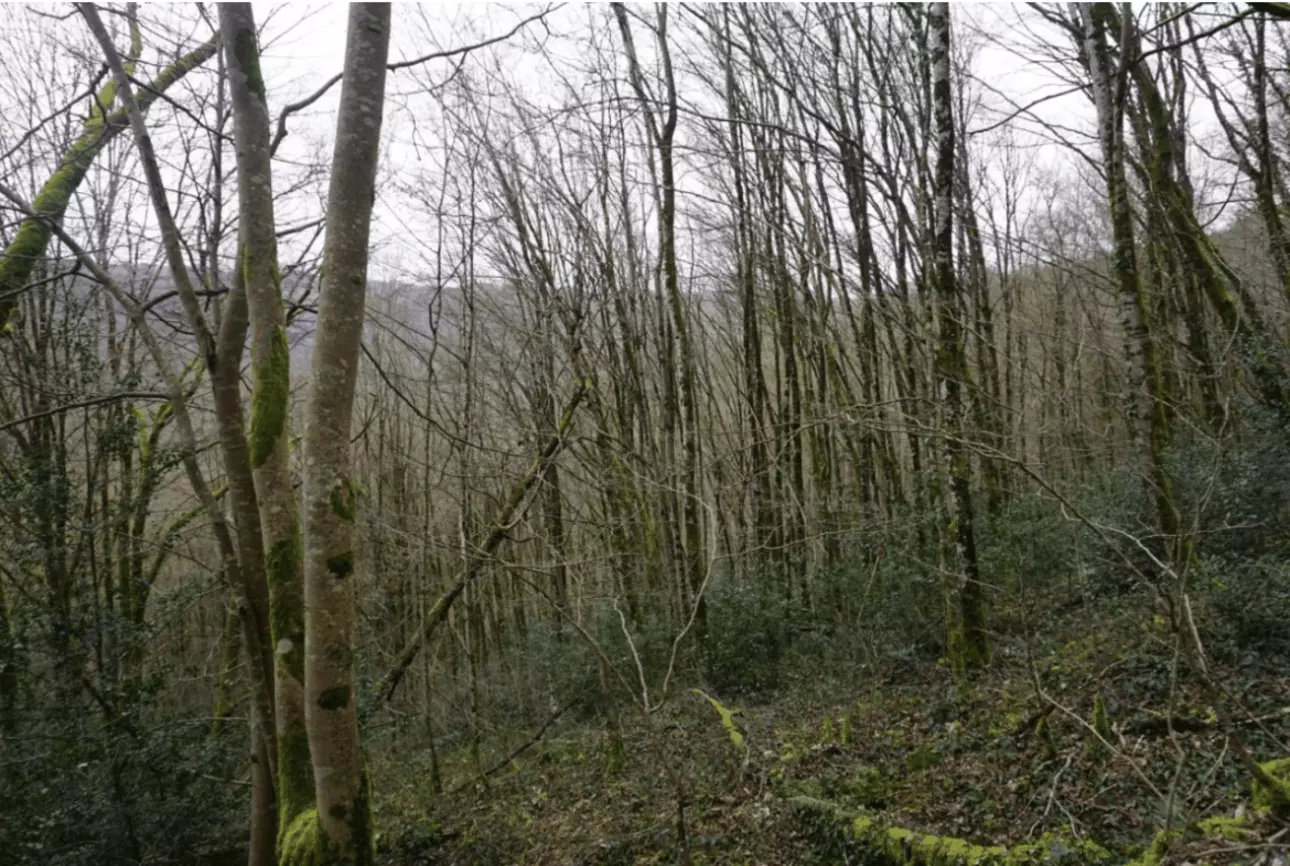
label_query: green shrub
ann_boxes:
[702,578,788,695]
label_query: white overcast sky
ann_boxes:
[246,2,1240,276]
[0,3,1250,289]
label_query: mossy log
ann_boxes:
[789,796,1113,866]
[1251,757,1290,816]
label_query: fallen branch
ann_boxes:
[447,698,574,794]
[362,379,587,717]
[790,795,1113,866]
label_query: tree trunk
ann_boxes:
[219,4,314,846]
[0,26,216,328]
[296,6,390,863]
[1078,2,1183,561]
[929,2,988,672]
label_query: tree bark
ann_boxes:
[219,3,314,846]
[1077,2,1183,561]
[75,8,282,864]
[298,5,390,862]
[929,2,988,672]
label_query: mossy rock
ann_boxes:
[788,795,1113,866]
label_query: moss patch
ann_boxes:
[280,807,323,866]
[790,796,1112,866]
[1252,757,1290,816]
[277,727,314,846]
[1195,814,1256,842]
[693,688,745,753]
[1123,829,1178,866]
[232,25,267,103]
[329,478,358,521]
[279,789,375,866]
[1089,693,1112,760]
[266,522,304,681]
[1036,715,1058,761]
[248,325,290,469]
[0,37,216,329]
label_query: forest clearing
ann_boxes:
[2,2,1290,864]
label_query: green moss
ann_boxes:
[249,326,290,469]
[280,808,324,866]
[907,744,941,773]
[1195,815,1256,842]
[326,552,354,579]
[267,523,304,682]
[279,783,375,866]
[0,37,216,329]
[1252,757,1290,816]
[693,688,746,753]
[277,728,314,846]
[945,617,969,681]
[0,132,106,326]
[821,715,835,744]
[840,713,852,746]
[790,796,1112,866]
[232,26,267,102]
[318,685,351,711]
[329,478,358,521]
[1123,829,1178,866]
[1089,694,1112,760]
[605,729,625,774]
[1036,716,1058,761]
[818,766,888,809]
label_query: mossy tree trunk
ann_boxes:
[1077,3,1184,564]
[0,178,282,866]
[929,2,988,672]
[78,6,282,864]
[298,5,390,862]
[1117,7,1286,415]
[219,5,315,853]
[0,23,216,329]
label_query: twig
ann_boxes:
[446,698,574,794]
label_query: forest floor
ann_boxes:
[369,588,1290,865]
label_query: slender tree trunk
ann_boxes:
[1078,2,1183,562]
[76,9,283,863]
[613,3,707,641]
[296,6,390,862]
[220,5,314,848]
[929,2,988,672]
